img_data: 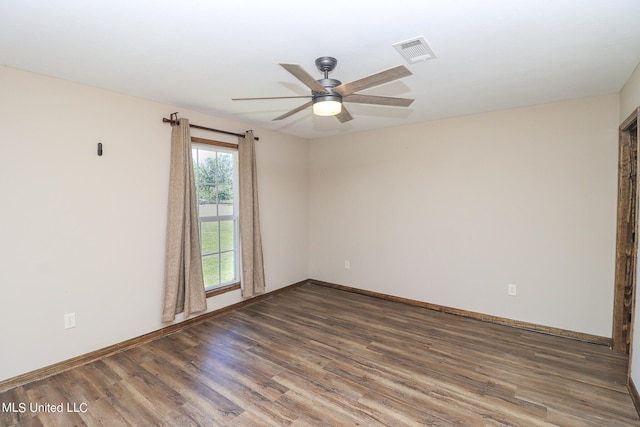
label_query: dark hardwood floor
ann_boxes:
[1,284,638,426]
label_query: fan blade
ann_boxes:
[335,105,353,123]
[333,65,412,96]
[280,63,328,94]
[232,95,311,101]
[273,101,313,121]
[343,94,414,107]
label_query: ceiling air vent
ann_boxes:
[392,36,436,64]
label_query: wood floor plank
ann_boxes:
[75,396,131,427]
[102,352,187,411]
[0,386,37,427]
[272,369,391,426]
[0,283,638,425]
[99,378,169,425]
[184,350,298,425]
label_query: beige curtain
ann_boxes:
[162,118,207,322]
[239,131,266,298]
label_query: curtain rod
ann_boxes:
[162,117,259,141]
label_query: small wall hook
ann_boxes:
[97,142,103,156]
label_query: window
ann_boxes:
[192,143,239,291]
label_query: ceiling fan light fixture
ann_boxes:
[233,56,414,122]
[312,97,342,116]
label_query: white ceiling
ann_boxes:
[2,0,640,140]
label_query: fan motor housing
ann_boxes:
[312,78,342,102]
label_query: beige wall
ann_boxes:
[309,94,619,337]
[621,62,640,122]
[0,65,309,381]
[0,62,627,383]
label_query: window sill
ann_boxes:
[205,282,241,298]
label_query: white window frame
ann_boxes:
[192,143,239,291]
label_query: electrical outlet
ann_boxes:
[508,284,517,296]
[64,312,76,329]
[344,260,351,269]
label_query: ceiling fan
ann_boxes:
[232,57,414,123]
